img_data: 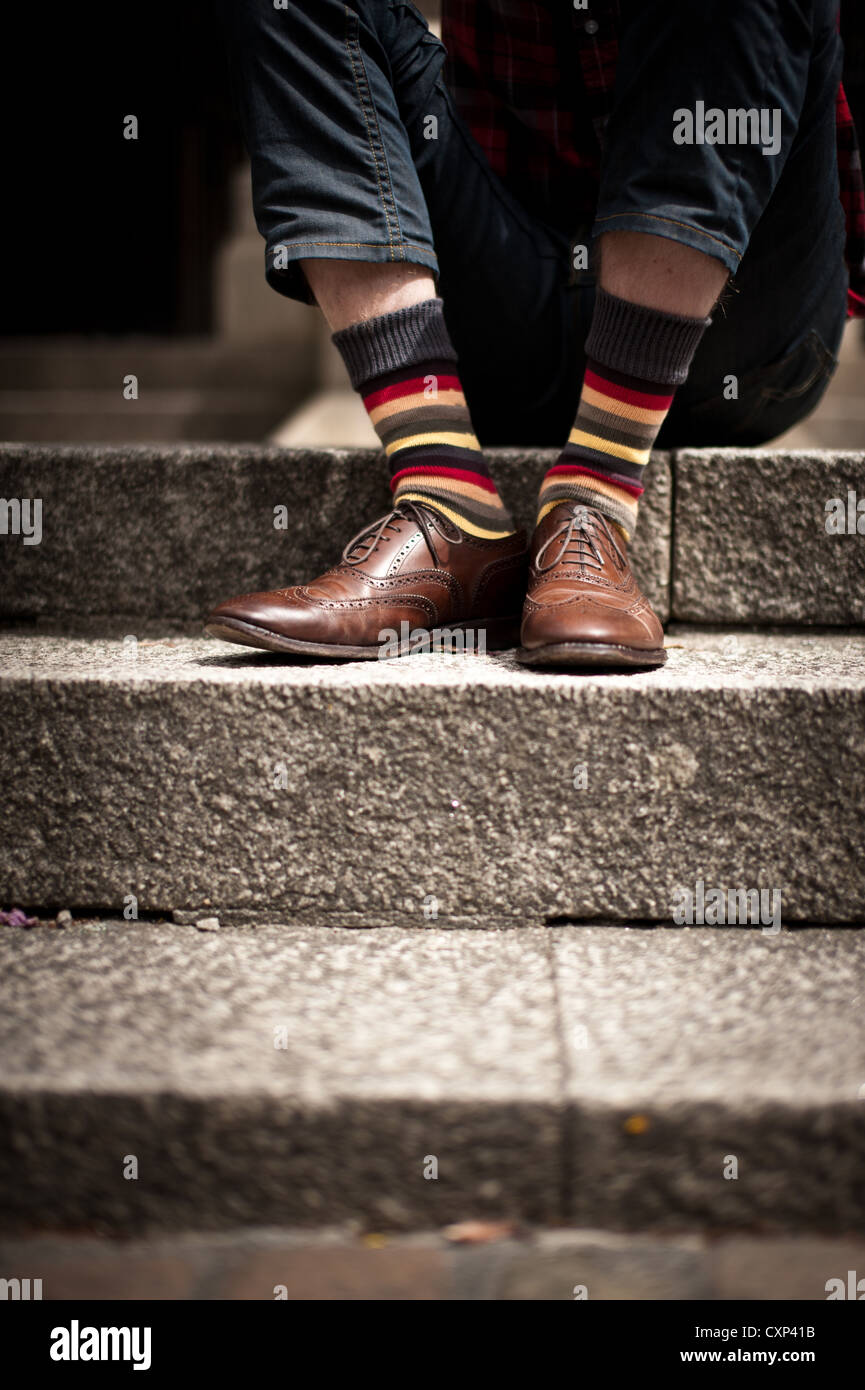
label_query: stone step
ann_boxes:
[0,338,314,392]
[0,925,862,1235]
[0,445,672,625]
[674,449,865,624]
[1,628,863,923]
[2,444,864,627]
[0,392,303,445]
[0,342,316,444]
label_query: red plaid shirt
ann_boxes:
[442,0,865,318]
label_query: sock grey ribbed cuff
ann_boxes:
[331,298,456,391]
[585,287,710,387]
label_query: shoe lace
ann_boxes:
[341,500,462,569]
[535,504,626,574]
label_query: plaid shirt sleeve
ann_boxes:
[441,1,865,319]
[837,81,865,316]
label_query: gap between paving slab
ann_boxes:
[0,926,863,1236]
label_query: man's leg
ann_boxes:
[216,0,441,299]
[663,0,848,445]
[300,263,520,536]
[208,0,565,655]
[300,262,434,333]
[299,262,520,537]
[520,0,847,668]
[601,235,728,319]
[218,0,579,434]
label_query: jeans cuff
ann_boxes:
[591,211,742,277]
[264,238,440,306]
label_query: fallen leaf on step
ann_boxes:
[442,1220,516,1244]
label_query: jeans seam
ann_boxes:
[269,240,434,253]
[593,211,743,262]
[344,4,401,258]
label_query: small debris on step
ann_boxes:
[0,907,40,929]
[442,1220,516,1244]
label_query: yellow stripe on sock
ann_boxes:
[537,497,565,524]
[394,491,513,539]
[567,428,651,467]
[540,472,639,508]
[393,473,503,506]
[385,431,482,456]
[369,388,467,426]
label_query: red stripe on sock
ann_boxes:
[390,464,497,493]
[363,374,463,411]
[544,462,645,498]
[584,367,674,412]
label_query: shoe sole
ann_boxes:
[205,615,521,660]
[515,641,667,669]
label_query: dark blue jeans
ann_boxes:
[219,0,849,448]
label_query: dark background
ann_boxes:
[3,0,242,336]
[2,1,863,339]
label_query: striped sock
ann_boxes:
[538,289,710,541]
[332,299,515,539]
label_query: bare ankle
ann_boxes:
[299,258,436,332]
[599,230,728,317]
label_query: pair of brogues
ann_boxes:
[205,499,666,668]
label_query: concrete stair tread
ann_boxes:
[2,924,861,1101]
[0,350,313,440]
[2,626,863,926]
[0,390,291,411]
[0,338,311,389]
[1,925,863,1233]
[3,627,865,690]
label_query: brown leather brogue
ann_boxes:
[205,501,528,658]
[516,502,666,668]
